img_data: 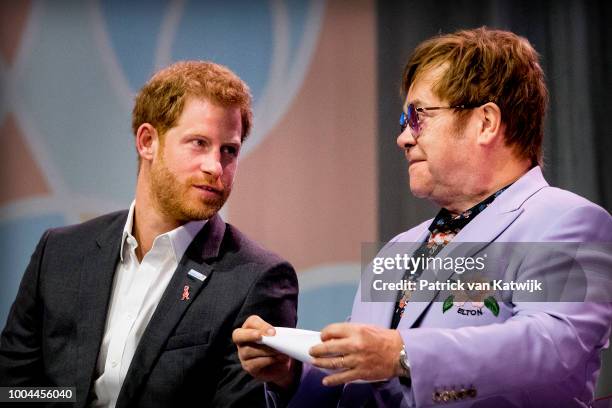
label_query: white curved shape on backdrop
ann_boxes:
[154,0,185,71]
[242,0,325,157]
[89,0,134,111]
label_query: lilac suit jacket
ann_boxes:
[286,167,612,407]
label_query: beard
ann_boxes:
[149,155,230,222]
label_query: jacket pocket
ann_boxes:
[165,328,211,350]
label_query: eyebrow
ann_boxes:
[224,140,242,148]
[412,98,426,106]
[403,98,425,111]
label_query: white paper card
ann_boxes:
[258,327,374,383]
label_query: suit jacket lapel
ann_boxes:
[398,167,549,329]
[116,214,226,407]
[75,212,127,406]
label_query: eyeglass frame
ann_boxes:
[399,102,487,136]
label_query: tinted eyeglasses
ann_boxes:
[399,103,484,136]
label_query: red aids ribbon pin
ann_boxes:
[181,285,190,301]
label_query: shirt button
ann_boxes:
[127,314,133,320]
[111,361,118,368]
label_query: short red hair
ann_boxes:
[132,60,252,141]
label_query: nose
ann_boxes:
[396,126,416,151]
[200,151,223,178]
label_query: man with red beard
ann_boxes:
[0,61,298,408]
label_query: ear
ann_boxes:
[475,102,502,146]
[135,123,159,162]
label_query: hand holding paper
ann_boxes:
[308,323,405,386]
[232,315,300,391]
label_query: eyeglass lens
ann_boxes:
[399,104,420,134]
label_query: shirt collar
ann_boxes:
[119,202,136,262]
[120,201,207,263]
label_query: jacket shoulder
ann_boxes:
[526,186,608,214]
[46,210,128,243]
[520,186,612,241]
[222,223,292,269]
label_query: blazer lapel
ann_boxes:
[75,212,127,406]
[116,214,226,407]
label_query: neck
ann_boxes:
[132,171,181,262]
[441,157,532,215]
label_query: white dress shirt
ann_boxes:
[91,202,206,408]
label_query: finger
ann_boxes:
[243,355,287,374]
[239,343,283,361]
[242,315,276,335]
[320,322,354,341]
[312,354,355,371]
[244,353,291,371]
[311,356,344,371]
[310,338,353,357]
[311,356,340,371]
[232,328,265,345]
[321,369,362,387]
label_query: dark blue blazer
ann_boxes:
[0,211,298,407]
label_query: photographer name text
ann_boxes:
[372,279,542,293]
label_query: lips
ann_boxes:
[404,149,424,164]
[408,159,424,166]
[194,184,222,195]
